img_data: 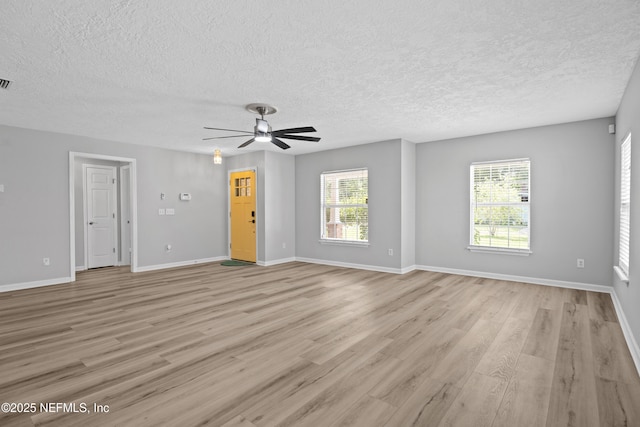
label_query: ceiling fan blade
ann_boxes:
[272,126,316,135]
[204,126,253,134]
[238,138,255,148]
[271,137,291,150]
[277,134,321,142]
[202,134,251,141]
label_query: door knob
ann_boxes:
[89,222,95,225]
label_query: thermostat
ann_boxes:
[179,193,192,201]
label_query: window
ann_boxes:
[470,159,530,253]
[617,134,631,280]
[321,168,368,243]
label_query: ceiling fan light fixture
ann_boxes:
[255,133,272,143]
[213,149,222,164]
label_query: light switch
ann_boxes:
[0,184,4,193]
[158,208,165,215]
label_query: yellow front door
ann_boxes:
[230,170,256,262]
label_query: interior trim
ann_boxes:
[610,289,640,376]
[296,257,406,274]
[257,257,297,267]
[416,265,611,293]
[0,277,72,293]
[135,256,228,273]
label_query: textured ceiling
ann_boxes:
[1,0,640,156]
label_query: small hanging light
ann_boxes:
[213,149,222,165]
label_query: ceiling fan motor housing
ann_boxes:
[254,118,272,142]
[255,118,271,134]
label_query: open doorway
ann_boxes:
[69,152,138,281]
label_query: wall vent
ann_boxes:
[0,79,12,90]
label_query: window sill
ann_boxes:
[467,246,532,256]
[614,266,629,283]
[319,239,370,247]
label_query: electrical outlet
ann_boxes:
[166,208,175,215]
[158,208,165,215]
[388,249,393,256]
[577,258,584,268]
[43,258,50,266]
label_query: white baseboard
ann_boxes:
[415,265,612,293]
[0,277,73,293]
[609,290,640,376]
[135,256,228,273]
[75,266,86,272]
[296,257,406,274]
[400,265,417,274]
[257,257,297,267]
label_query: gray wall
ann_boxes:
[134,147,226,267]
[614,57,640,348]
[295,139,403,270]
[416,118,615,286]
[400,140,416,269]
[0,125,228,286]
[264,151,296,263]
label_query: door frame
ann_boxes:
[227,167,258,262]
[119,164,132,266]
[82,164,118,269]
[69,152,138,281]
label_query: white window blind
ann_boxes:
[619,134,631,276]
[470,159,530,252]
[321,168,368,242]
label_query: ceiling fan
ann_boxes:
[203,103,320,150]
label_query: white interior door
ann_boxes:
[120,166,132,266]
[86,166,117,269]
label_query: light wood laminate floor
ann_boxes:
[0,262,639,426]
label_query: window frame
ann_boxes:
[468,158,532,255]
[319,168,369,245]
[616,133,631,282]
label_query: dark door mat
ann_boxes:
[221,260,256,266]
